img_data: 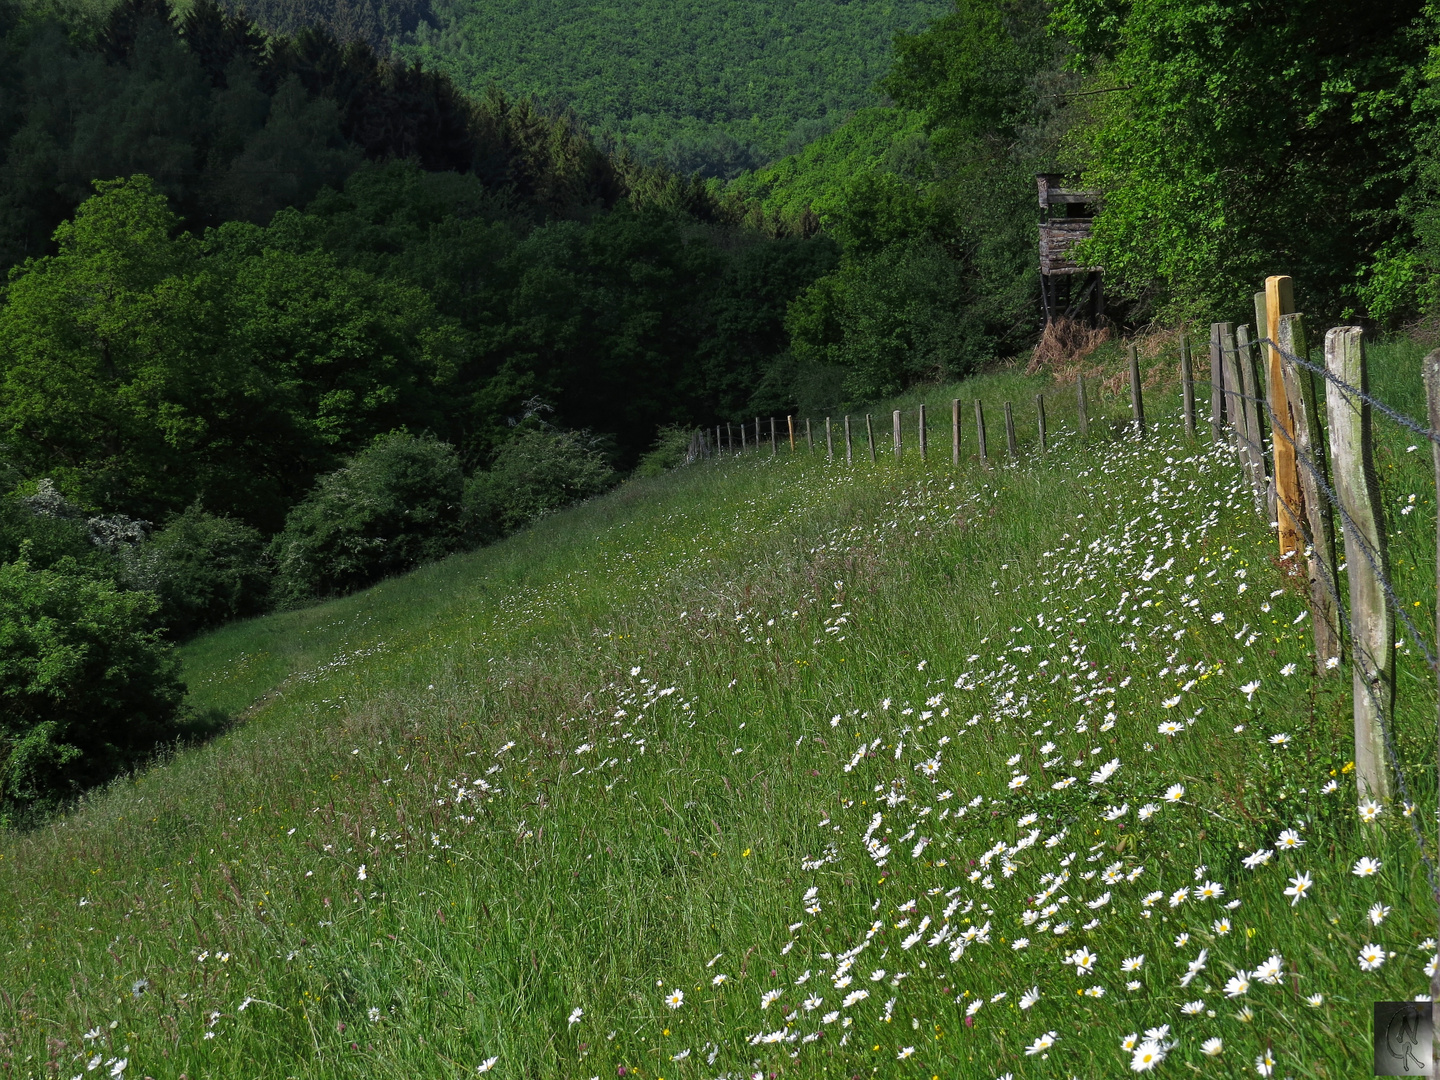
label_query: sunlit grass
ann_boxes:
[1,354,1436,1079]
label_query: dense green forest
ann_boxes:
[393,0,950,176]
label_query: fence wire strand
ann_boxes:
[1194,371,1440,899]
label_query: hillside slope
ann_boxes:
[1,356,1435,1078]
[393,0,949,174]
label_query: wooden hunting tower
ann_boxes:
[1037,173,1102,324]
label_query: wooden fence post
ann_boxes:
[741,422,747,451]
[1233,325,1269,513]
[1244,289,1278,521]
[866,414,876,463]
[918,404,927,461]
[1004,402,1017,460]
[1209,323,1225,440]
[1278,313,1341,669]
[844,415,853,465]
[1240,324,1271,500]
[806,418,813,450]
[1127,344,1146,438]
[1076,376,1089,439]
[726,422,733,452]
[787,414,795,452]
[1180,330,1195,440]
[892,410,902,460]
[1036,394,1047,454]
[952,399,961,465]
[1217,322,1240,444]
[1266,276,1303,557]
[770,417,777,455]
[1218,323,1255,498]
[1253,292,1278,523]
[974,400,988,465]
[1325,326,1394,804]
[1422,350,1440,1019]
[825,417,834,460]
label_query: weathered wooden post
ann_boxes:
[1253,291,1278,522]
[1326,326,1393,804]
[918,404,927,461]
[952,399,961,465]
[1004,402,1017,460]
[1267,276,1303,558]
[866,414,876,463]
[786,414,795,452]
[726,422,733,453]
[1255,289,1278,521]
[1127,343,1146,438]
[825,417,834,460]
[974,400,988,465]
[1238,325,1269,490]
[844,415,853,465]
[1421,350,1440,1030]
[1278,313,1340,669]
[892,409,902,460]
[1218,323,1254,493]
[741,422,747,451]
[1076,375,1089,439]
[1036,394,1047,455]
[770,417,777,455]
[1233,325,1269,513]
[1180,330,1195,440]
[1209,323,1225,440]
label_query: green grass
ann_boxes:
[2,353,1437,1079]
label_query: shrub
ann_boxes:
[465,428,616,534]
[273,432,465,602]
[0,495,101,572]
[633,425,695,478]
[125,505,272,638]
[0,557,186,821]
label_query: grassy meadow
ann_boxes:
[2,343,1439,1079]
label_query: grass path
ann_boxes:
[2,360,1437,1079]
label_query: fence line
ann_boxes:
[685,285,1440,1001]
[1205,363,1439,908]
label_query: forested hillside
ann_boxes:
[718,0,1439,421]
[392,0,949,176]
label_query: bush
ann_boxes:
[633,425,695,478]
[124,505,272,638]
[0,494,102,572]
[273,432,465,602]
[0,557,186,821]
[464,428,616,534]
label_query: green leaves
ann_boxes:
[0,176,454,530]
[1055,0,1429,322]
[0,555,185,819]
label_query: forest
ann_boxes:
[0,0,1439,816]
[392,0,950,177]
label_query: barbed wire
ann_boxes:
[1218,332,1440,449]
[1199,374,1439,674]
[1198,379,1440,897]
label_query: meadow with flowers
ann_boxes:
[0,344,1437,1079]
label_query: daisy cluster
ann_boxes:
[644,432,1426,1076]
